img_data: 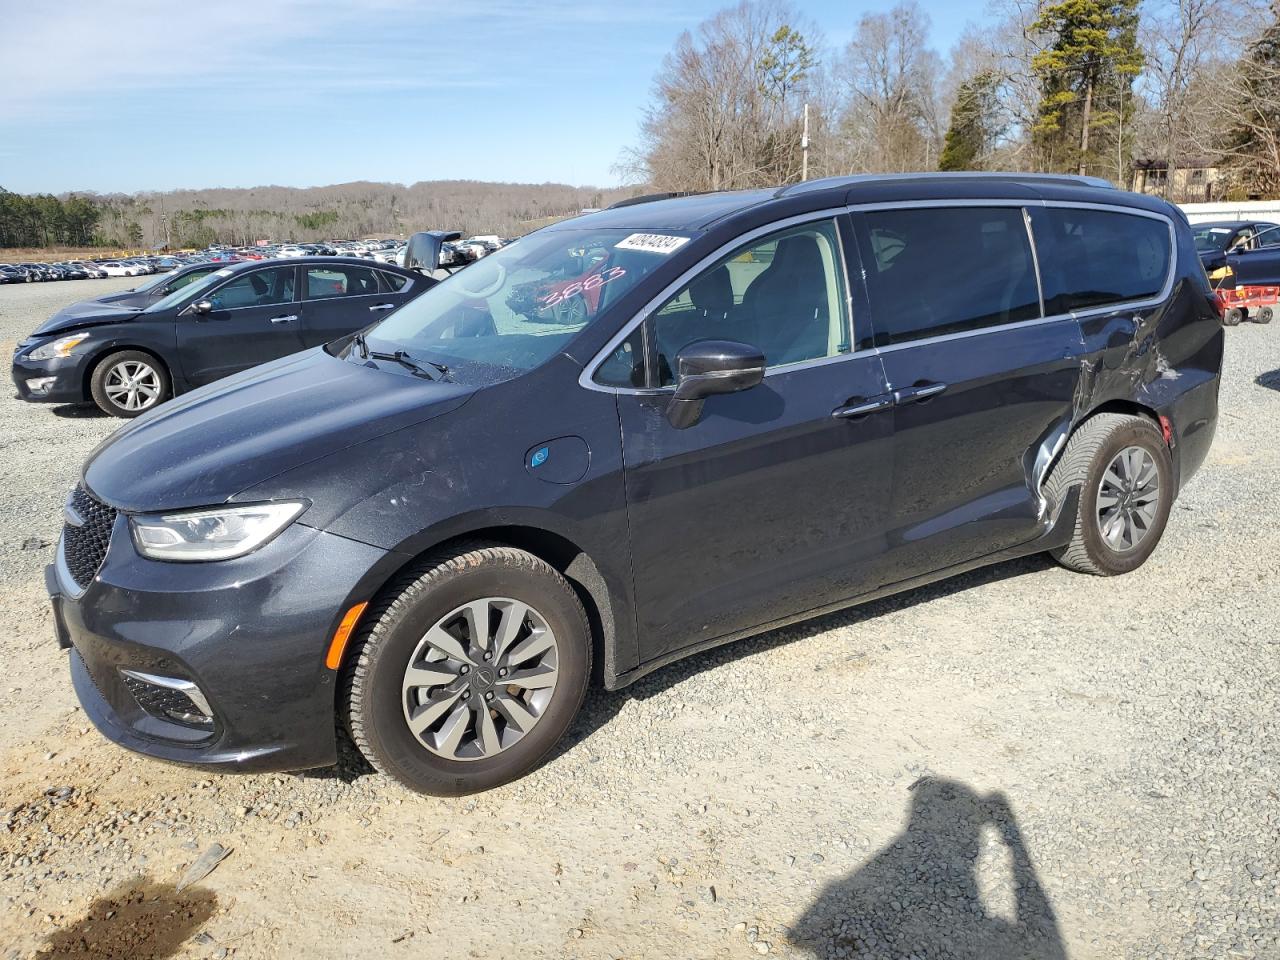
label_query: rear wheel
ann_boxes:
[1045,413,1173,576]
[1224,307,1244,326]
[1255,306,1274,324]
[345,543,591,795]
[89,350,170,418]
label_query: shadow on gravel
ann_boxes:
[1257,369,1280,392]
[552,553,1053,762]
[35,879,217,960]
[791,777,1066,959]
[50,403,107,419]
[297,725,375,784]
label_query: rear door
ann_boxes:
[851,203,1085,578]
[299,264,411,347]
[176,265,304,385]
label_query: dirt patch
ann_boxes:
[34,881,217,960]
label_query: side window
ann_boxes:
[1035,208,1171,314]
[207,267,296,310]
[305,265,380,299]
[379,270,409,292]
[594,325,647,388]
[857,207,1041,347]
[650,218,850,385]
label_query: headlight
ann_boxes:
[28,334,89,360]
[130,501,307,561]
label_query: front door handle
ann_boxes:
[368,302,396,312]
[832,394,895,420]
[892,382,948,404]
[269,314,298,324]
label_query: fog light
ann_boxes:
[119,669,214,728]
[25,376,57,395]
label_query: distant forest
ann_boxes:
[0,180,642,250]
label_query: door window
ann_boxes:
[1035,207,1172,313]
[857,207,1042,347]
[305,265,380,299]
[379,270,409,292]
[208,267,296,310]
[649,218,850,385]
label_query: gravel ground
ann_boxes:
[0,278,1276,960]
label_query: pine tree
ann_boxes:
[1031,0,1144,176]
[939,71,1001,171]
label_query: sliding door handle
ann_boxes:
[832,394,895,420]
[892,382,947,404]
[368,302,397,312]
[268,314,298,324]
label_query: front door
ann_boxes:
[851,204,1085,578]
[177,265,304,385]
[610,216,896,662]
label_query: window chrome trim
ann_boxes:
[1023,207,1046,317]
[580,207,854,394]
[581,197,1179,393]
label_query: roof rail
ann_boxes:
[607,191,708,209]
[773,171,1115,198]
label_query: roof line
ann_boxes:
[773,171,1115,198]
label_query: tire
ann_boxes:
[89,350,171,418]
[1255,306,1274,324]
[1224,307,1244,326]
[344,542,592,795]
[1045,413,1174,576]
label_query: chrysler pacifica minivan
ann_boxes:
[48,174,1223,794]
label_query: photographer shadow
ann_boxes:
[793,777,1067,960]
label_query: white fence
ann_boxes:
[1179,200,1280,224]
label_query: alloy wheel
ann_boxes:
[1096,445,1161,553]
[401,597,559,761]
[103,360,162,413]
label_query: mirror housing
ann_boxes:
[191,299,213,315]
[665,339,765,428]
[405,230,463,274]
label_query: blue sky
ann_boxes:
[0,0,975,195]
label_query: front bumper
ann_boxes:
[48,515,395,773]
[11,351,90,404]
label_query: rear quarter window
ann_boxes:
[1035,208,1172,314]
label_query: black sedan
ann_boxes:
[12,257,434,417]
[1192,219,1279,277]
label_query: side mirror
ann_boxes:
[665,339,765,429]
[192,299,213,315]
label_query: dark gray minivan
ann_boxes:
[47,174,1222,794]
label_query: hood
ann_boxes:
[83,347,474,513]
[32,300,142,337]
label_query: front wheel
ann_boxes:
[1045,413,1174,576]
[344,543,591,795]
[1255,306,1274,324]
[89,350,171,418]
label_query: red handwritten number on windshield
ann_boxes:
[540,266,627,308]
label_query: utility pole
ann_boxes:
[801,103,810,182]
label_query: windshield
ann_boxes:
[1192,226,1236,254]
[133,271,173,292]
[146,267,235,313]
[362,227,685,383]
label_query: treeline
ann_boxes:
[0,190,102,248]
[627,0,1280,200]
[1,180,640,251]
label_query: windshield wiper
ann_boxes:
[351,332,453,381]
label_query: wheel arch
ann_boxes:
[337,524,620,693]
[83,344,174,402]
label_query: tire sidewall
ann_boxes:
[1078,421,1173,575]
[90,351,170,418]
[356,559,590,795]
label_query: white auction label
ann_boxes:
[615,233,691,255]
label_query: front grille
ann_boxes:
[63,486,117,590]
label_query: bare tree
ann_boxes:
[832,1,944,173]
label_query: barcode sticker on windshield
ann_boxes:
[616,233,691,255]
